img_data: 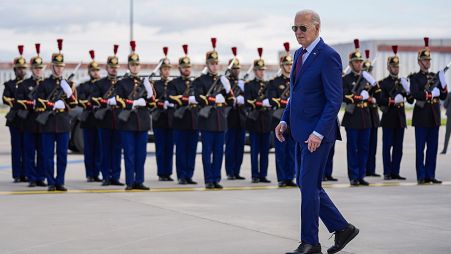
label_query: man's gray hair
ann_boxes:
[296,9,321,26]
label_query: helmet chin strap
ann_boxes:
[419,60,428,72]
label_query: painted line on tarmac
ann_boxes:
[0,181,450,196]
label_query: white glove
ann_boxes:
[164,100,174,108]
[188,95,198,104]
[143,77,154,98]
[400,77,410,93]
[237,80,245,91]
[431,87,440,98]
[360,90,369,100]
[439,70,447,89]
[107,97,117,106]
[362,71,377,86]
[394,94,404,104]
[53,100,65,110]
[371,97,377,104]
[262,98,271,107]
[215,94,225,104]
[132,98,146,108]
[220,75,231,93]
[236,95,245,105]
[60,80,73,97]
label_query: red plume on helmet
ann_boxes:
[424,37,429,48]
[365,49,370,59]
[257,47,263,58]
[211,37,217,49]
[231,47,237,56]
[57,39,63,52]
[163,47,168,56]
[392,45,398,55]
[89,50,95,60]
[35,43,41,56]
[18,45,24,55]
[182,44,188,55]
[113,44,119,55]
[130,40,136,52]
[283,42,290,53]
[353,39,360,50]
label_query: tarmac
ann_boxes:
[0,113,451,254]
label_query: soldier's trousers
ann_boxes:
[382,127,404,177]
[121,131,148,186]
[200,131,224,184]
[415,127,439,181]
[173,129,198,180]
[9,127,25,180]
[274,131,295,182]
[345,128,370,181]
[83,128,101,179]
[99,128,122,182]
[154,128,174,178]
[41,132,69,186]
[324,142,335,178]
[23,131,44,182]
[249,132,270,179]
[225,128,245,177]
[366,127,378,175]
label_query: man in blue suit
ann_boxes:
[276,10,359,254]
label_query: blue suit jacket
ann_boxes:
[281,38,342,144]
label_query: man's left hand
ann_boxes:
[305,133,322,152]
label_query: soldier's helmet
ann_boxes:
[228,47,241,69]
[30,43,44,68]
[253,47,266,70]
[107,45,120,68]
[51,39,65,67]
[179,44,191,68]
[280,42,293,65]
[362,49,373,72]
[349,39,364,62]
[88,50,100,71]
[418,37,431,60]
[387,45,400,67]
[160,47,171,69]
[206,37,219,64]
[13,45,27,68]
[128,40,140,65]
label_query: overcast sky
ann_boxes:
[1,0,450,64]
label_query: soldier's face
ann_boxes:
[281,64,292,75]
[106,66,118,76]
[254,69,265,80]
[179,67,191,77]
[207,62,219,75]
[14,67,27,79]
[160,67,171,79]
[52,65,64,77]
[388,65,399,76]
[294,14,320,48]
[230,68,240,78]
[350,60,363,73]
[31,67,43,78]
[419,59,431,70]
[89,69,100,79]
[129,63,141,75]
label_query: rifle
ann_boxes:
[344,73,368,114]
[272,79,290,120]
[379,77,405,113]
[118,83,147,122]
[17,66,49,120]
[94,78,119,120]
[416,61,451,108]
[198,75,226,118]
[173,77,196,119]
[36,63,81,125]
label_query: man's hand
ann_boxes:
[275,122,287,142]
[305,133,322,153]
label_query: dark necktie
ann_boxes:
[294,48,308,82]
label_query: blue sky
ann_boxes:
[0,0,450,64]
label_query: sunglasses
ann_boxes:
[291,25,309,32]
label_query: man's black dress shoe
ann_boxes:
[286,180,298,187]
[205,182,215,189]
[286,242,322,254]
[28,181,36,187]
[366,173,381,177]
[93,176,102,182]
[391,174,406,180]
[259,177,271,183]
[418,179,426,184]
[350,180,359,186]
[186,178,197,184]
[13,178,21,183]
[101,180,110,186]
[227,175,236,180]
[55,185,67,191]
[134,184,150,190]
[430,178,442,184]
[110,180,125,186]
[383,175,392,180]
[278,181,287,187]
[235,175,245,180]
[323,176,338,182]
[327,224,359,254]
[214,182,223,189]
[125,185,134,190]
[178,179,188,185]
[358,179,370,186]
[251,178,260,183]
[48,185,56,191]
[20,176,28,182]
[36,180,47,187]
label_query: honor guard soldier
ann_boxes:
[362,49,381,177]
[15,43,46,187]
[91,45,124,186]
[245,48,272,184]
[152,47,175,182]
[77,50,102,182]
[409,37,448,184]
[193,38,235,189]
[342,39,380,186]
[3,45,27,183]
[267,42,296,187]
[378,45,413,180]
[167,44,199,185]
[35,39,78,191]
[224,47,246,181]
[116,41,153,190]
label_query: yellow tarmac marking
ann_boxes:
[0,181,449,196]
